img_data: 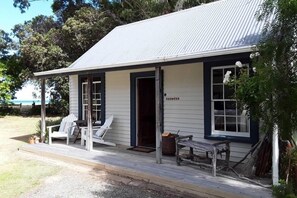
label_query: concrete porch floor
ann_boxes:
[19,141,272,198]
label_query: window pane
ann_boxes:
[237,106,247,116]
[213,69,223,83]
[235,66,249,79]
[93,82,100,93]
[238,116,249,132]
[225,101,236,115]
[211,66,250,137]
[82,80,102,121]
[213,85,223,99]
[226,117,236,132]
[224,68,235,78]
[214,116,224,131]
[224,85,235,99]
[214,101,224,115]
[236,67,240,79]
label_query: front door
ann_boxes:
[137,78,156,148]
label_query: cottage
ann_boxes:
[35,0,266,163]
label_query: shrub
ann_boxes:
[0,104,20,116]
[36,118,62,143]
[272,180,297,198]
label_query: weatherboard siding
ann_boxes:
[69,65,251,162]
[105,68,154,146]
[163,63,251,162]
[69,75,79,117]
[163,63,204,139]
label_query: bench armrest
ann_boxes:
[47,125,60,133]
[176,135,193,142]
[213,140,231,147]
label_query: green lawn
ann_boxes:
[0,116,60,198]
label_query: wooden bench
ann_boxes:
[176,135,230,176]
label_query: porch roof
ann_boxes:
[35,0,265,78]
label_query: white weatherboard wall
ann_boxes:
[69,65,252,162]
[105,68,154,146]
[69,75,79,117]
[163,63,204,138]
[163,63,251,162]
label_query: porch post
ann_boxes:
[155,66,162,164]
[272,124,279,185]
[40,78,46,143]
[86,75,93,151]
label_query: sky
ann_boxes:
[0,0,54,33]
[0,0,54,100]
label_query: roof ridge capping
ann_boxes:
[114,0,227,30]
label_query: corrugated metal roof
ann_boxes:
[35,0,265,77]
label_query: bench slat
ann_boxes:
[176,136,230,177]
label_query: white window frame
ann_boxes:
[211,65,250,138]
[82,80,101,121]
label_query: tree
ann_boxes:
[0,29,24,103]
[0,30,13,57]
[13,16,68,75]
[233,0,297,190]
[235,0,297,142]
[0,58,24,103]
[0,62,13,102]
[60,6,120,61]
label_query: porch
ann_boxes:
[19,141,272,198]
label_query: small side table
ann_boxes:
[73,120,87,143]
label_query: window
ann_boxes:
[211,65,250,137]
[80,75,105,123]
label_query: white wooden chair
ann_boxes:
[81,115,115,147]
[47,114,77,145]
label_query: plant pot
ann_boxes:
[29,138,35,144]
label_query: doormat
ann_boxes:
[127,146,155,153]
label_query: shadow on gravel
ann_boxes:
[11,134,32,143]
[91,181,187,198]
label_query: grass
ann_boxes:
[0,116,60,198]
[0,160,58,197]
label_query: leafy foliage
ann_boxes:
[36,117,62,142]
[272,179,297,198]
[0,30,13,57]
[234,0,297,141]
[0,57,24,104]
[0,62,13,102]
[60,6,120,61]
[13,0,31,13]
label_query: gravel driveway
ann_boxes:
[19,153,194,198]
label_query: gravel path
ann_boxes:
[19,153,195,198]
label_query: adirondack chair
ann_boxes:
[47,114,77,145]
[81,115,115,147]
